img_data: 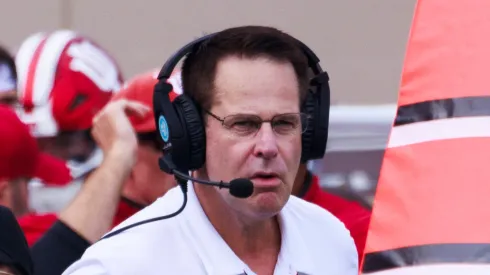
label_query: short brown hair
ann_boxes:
[181,26,309,111]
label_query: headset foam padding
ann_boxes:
[300,90,317,163]
[173,95,206,170]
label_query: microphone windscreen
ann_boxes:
[228,178,254,198]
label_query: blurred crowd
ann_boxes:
[0,29,371,275]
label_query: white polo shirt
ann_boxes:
[62,182,358,275]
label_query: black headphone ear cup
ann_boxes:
[173,95,206,170]
[301,90,316,163]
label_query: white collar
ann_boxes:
[183,182,315,275]
[276,201,316,275]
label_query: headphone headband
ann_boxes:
[158,34,215,80]
[157,32,325,82]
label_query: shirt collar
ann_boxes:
[184,182,245,275]
[279,201,316,275]
[185,183,316,275]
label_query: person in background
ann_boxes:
[12,30,143,247]
[0,104,70,219]
[108,69,181,205]
[15,29,124,214]
[0,205,33,275]
[0,94,152,275]
[0,45,17,106]
[0,100,150,275]
[0,66,177,275]
[294,163,371,264]
[30,69,180,275]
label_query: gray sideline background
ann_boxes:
[0,0,415,104]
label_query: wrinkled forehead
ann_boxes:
[212,56,301,115]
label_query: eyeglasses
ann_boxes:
[205,110,310,137]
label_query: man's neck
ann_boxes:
[194,182,282,260]
[292,165,307,196]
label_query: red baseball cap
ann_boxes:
[111,68,181,133]
[0,105,71,185]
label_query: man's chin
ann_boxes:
[250,192,288,217]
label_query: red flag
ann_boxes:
[361,0,490,274]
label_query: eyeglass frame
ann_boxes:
[204,110,311,136]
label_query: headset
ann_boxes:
[153,32,331,175]
[101,31,331,241]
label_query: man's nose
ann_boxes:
[253,123,278,160]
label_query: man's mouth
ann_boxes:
[251,171,279,179]
[250,172,281,187]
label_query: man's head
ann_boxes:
[15,30,123,165]
[0,104,70,217]
[0,46,17,106]
[183,26,310,220]
[111,69,180,205]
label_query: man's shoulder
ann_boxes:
[103,186,184,240]
[63,187,199,274]
[283,196,359,272]
[286,194,349,228]
[285,195,358,252]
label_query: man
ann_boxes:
[0,205,32,275]
[128,68,370,262]
[63,26,358,274]
[108,69,181,205]
[0,46,17,106]
[118,68,370,261]
[294,163,371,264]
[15,29,124,214]
[12,30,145,247]
[0,104,70,219]
[0,102,77,252]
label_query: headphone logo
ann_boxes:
[158,115,170,142]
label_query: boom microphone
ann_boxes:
[99,157,255,241]
[168,162,254,199]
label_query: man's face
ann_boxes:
[204,56,303,219]
[130,140,176,204]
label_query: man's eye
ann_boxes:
[232,120,257,129]
[274,119,295,127]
